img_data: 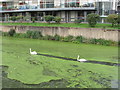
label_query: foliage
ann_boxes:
[75,36,86,43]
[117,14,120,27]
[62,35,74,42]
[74,19,82,24]
[43,35,54,40]
[10,16,17,22]
[26,30,42,39]
[2,30,117,46]
[90,38,116,46]
[54,17,61,24]
[107,14,118,27]
[87,13,100,27]
[2,23,119,30]
[16,16,23,21]
[32,17,35,23]
[53,34,61,41]
[14,33,27,38]
[44,15,54,23]
[2,32,8,36]
[8,29,16,36]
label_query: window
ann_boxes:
[65,0,80,7]
[40,0,54,8]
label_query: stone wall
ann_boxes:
[1,25,119,41]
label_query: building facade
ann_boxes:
[0,0,119,22]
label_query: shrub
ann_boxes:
[54,17,61,24]
[14,33,27,38]
[72,40,80,44]
[13,33,21,37]
[43,35,54,40]
[75,36,85,43]
[54,34,61,41]
[32,31,42,39]
[10,16,17,22]
[19,33,27,38]
[16,16,23,22]
[32,17,35,23]
[44,15,54,23]
[0,31,2,36]
[117,14,120,27]
[62,35,74,42]
[2,32,8,36]
[90,38,98,44]
[26,30,42,39]
[107,14,118,27]
[74,19,82,24]
[90,38,115,46]
[26,30,33,38]
[8,29,16,36]
[87,13,100,27]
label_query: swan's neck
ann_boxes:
[77,55,80,60]
[30,48,31,53]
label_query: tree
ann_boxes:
[87,13,100,27]
[44,15,54,23]
[8,29,16,36]
[117,14,120,27]
[10,16,17,22]
[32,17,35,23]
[54,17,61,24]
[107,14,118,27]
[16,15,23,22]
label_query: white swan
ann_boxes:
[30,48,37,55]
[77,55,87,62]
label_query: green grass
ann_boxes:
[2,36,118,88]
[1,22,119,29]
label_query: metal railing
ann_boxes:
[0,4,96,11]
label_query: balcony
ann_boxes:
[0,4,96,13]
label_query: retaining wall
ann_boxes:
[1,25,119,41]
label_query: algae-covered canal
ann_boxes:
[1,36,118,88]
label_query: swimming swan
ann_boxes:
[30,48,37,55]
[77,55,87,62]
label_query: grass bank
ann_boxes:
[1,22,119,29]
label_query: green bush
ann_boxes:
[13,33,21,37]
[10,16,17,22]
[14,33,27,38]
[74,19,82,24]
[26,30,42,39]
[53,34,61,41]
[72,40,80,44]
[118,41,120,46]
[54,17,61,24]
[62,35,74,42]
[90,38,98,44]
[16,16,23,21]
[8,29,16,36]
[117,14,120,27]
[44,15,54,23]
[75,36,85,43]
[43,35,54,40]
[32,17,35,23]
[2,32,8,36]
[19,33,27,38]
[90,38,115,46]
[87,13,100,27]
[107,14,118,27]
[2,30,117,46]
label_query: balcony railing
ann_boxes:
[0,4,96,11]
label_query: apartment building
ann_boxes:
[0,0,119,23]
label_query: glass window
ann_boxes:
[40,0,54,8]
